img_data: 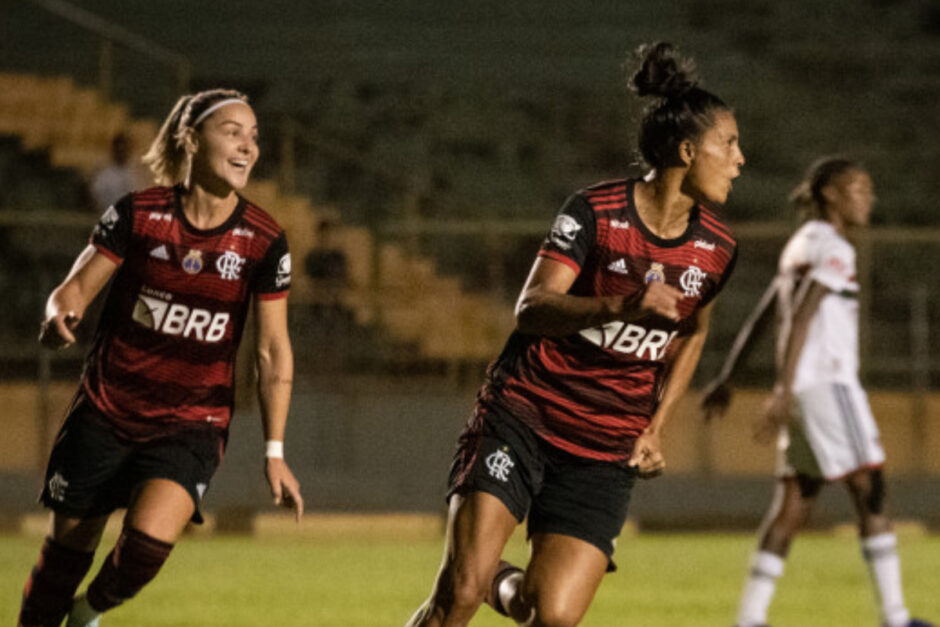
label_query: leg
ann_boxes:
[497,445,636,626]
[844,468,911,627]
[737,474,823,627]
[408,492,518,627]
[74,479,194,623]
[758,474,823,556]
[844,466,891,537]
[19,401,123,627]
[18,513,109,627]
[514,533,609,627]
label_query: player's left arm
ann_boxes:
[254,295,304,522]
[628,301,714,479]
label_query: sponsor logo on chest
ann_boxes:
[579,321,678,360]
[148,211,173,222]
[132,289,231,342]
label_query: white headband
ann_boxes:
[191,98,246,127]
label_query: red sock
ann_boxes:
[85,526,174,612]
[18,536,95,627]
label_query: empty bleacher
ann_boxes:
[0,71,515,373]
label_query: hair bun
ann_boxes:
[631,42,698,99]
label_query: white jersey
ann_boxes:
[775,220,859,392]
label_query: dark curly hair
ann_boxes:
[629,42,730,169]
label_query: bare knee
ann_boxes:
[760,476,821,555]
[844,469,891,535]
[845,468,887,515]
[528,596,583,627]
[451,563,490,609]
[52,513,109,552]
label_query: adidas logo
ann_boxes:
[607,258,629,275]
[150,245,170,260]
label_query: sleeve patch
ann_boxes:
[548,214,583,250]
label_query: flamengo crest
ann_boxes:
[485,447,515,482]
[680,265,706,297]
[216,250,246,280]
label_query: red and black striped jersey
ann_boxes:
[80,185,290,440]
[480,178,737,463]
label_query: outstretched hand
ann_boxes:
[628,429,665,479]
[753,387,793,445]
[39,311,81,349]
[701,378,733,422]
[265,457,304,522]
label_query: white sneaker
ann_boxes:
[66,594,100,627]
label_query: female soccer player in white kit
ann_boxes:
[702,156,932,627]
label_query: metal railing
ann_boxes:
[25,0,190,100]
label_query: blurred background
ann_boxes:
[1,0,939,532]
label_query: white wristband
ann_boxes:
[265,440,284,459]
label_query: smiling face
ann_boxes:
[188,101,259,192]
[824,169,875,228]
[682,110,745,206]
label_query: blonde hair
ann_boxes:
[142,88,249,186]
[789,156,864,221]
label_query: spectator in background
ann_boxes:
[89,133,142,211]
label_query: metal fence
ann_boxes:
[1,213,936,387]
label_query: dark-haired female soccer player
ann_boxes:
[18,89,303,627]
[701,157,932,627]
[407,42,744,627]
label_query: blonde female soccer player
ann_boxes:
[18,89,303,627]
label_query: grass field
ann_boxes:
[2,525,938,626]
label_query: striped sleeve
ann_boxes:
[253,231,290,299]
[537,194,596,273]
[90,193,134,262]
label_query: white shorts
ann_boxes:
[776,381,885,480]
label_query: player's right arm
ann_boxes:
[515,192,679,337]
[514,258,681,337]
[39,245,118,349]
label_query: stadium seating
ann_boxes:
[0,72,514,367]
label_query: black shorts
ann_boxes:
[40,400,224,524]
[448,407,637,569]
